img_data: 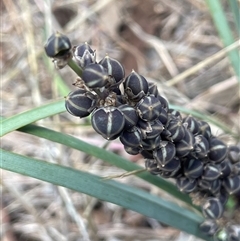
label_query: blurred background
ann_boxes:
[1,0,239,241]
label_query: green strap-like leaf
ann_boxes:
[0,99,65,136]
[1,149,212,240]
[18,124,194,207]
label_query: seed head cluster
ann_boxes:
[45,33,240,241]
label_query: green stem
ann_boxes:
[68,59,83,77]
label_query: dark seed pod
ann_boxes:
[146,120,164,139]
[222,175,240,195]
[74,42,96,68]
[136,94,162,122]
[208,137,227,163]
[158,108,168,125]
[183,115,200,135]
[156,95,169,111]
[145,159,162,175]
[194,135,209,158]
[176,177,197,193]
[82,63,109,88]
[227,225,240,241]
[137,119,152,138]
[198,179,213,192]
[65,89,97,118]
[153,141,176,166]
[232,162,240,175]
[202,197,223,219]
[175,128,195,158]
[209,179,221,195]
[198,120,212,140]
[168,109,182,121]
[91,106,125,140]
[44,32,71,58]
[160,128,172,140]
[124,146,140,155]
[219,159,232,178]
[158,157,181,172]
[124,70,149,101]
[141,150,154,159]
[202,163,221,181]
[228,145,240,163]
[199,219,218,236]
[215,190,229,206]
[166,118,185,142]
[118,104,139,130]
[183,158,203,179]
[120,127,142,148]
[99,55,125,83]
[141,135,161,150]
[148,82,159,97]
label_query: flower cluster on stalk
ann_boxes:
[45,32,240,241]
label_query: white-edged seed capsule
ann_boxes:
[91,106,125,140]
[145,159,162,175]
[118,104,139,130]
[124,70,149,101]
[176,177,197,193]
[158,108,168,125]
[228,145,240,163]
[44,32,71,58]
[141,135,161,150]
[158,156,181,172]
[153,141,176,166]
[136,94,162,122]
[194,135,209,158]
[199,219,218,236]
[168,109,182,121]
[183,115,200,135]
[202,163,221,181]
[166,118,186,142]
[74,42,96,68]
[222,175,240,195]
[99,55,125,83]
[156,95,169,111]
[65,89,97,118]
[183,158,203,179]
[202,197,223,220]
[208,137,227,163]
[198,179,213,192]
[232,162,240,175]
[219,158,232,178]
[143,119,164,140]
[198,120,212,140]
[120,127,142,148]
[148,82,159,97]
[82,63,109,88]
[175,128,195,158]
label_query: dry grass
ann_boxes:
[1,0,239,241]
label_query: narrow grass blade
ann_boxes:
[228,0,240,33]
[1,149,212,240]
[205,0,240,79]
[18,124,194,207]
[0,99,65,137]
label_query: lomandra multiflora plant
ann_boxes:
[45,32,240,241]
